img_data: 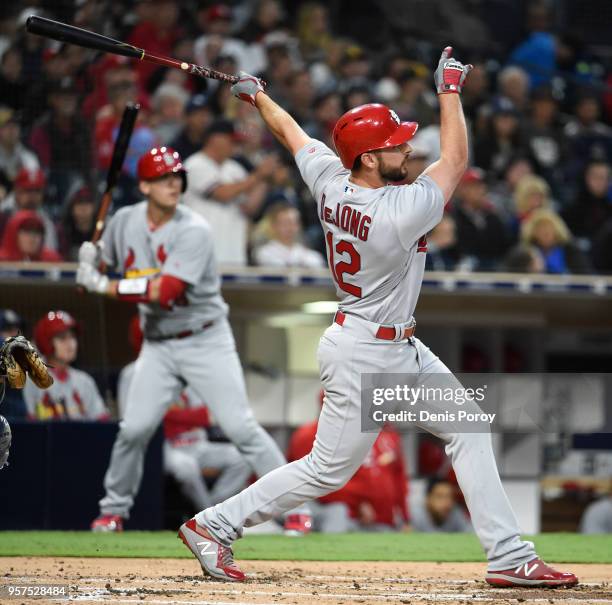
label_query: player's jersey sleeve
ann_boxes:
[22,380,39,418]
[163,222,213,286]
[294,139,347,201]
[387,175,445,251]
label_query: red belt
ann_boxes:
[334,311,415,340]
[148,321,214,341]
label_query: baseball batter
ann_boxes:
[76,147,306,532]
[178,49,578,588]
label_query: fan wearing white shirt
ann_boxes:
[254,203,325,268]
[183,119,276,265]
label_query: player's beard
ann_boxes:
[378,157,409,182]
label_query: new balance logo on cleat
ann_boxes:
[517,562,539,577]
[196,541,216,557]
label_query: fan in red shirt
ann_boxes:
[0,210,62,261]
[288,392,410,531]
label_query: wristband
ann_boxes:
[116,277,150,303]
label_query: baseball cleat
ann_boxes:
[178,517,245,582]
[486,558,578,588]
[283,513,313,536]
[90,514,123,532]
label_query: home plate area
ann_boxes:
[3,558,611,605]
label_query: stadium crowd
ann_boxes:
[0,0,611,274]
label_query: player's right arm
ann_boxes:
[231,72,311,155]
[422,47,472,202]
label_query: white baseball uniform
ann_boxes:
[96,201,287,519]
[198,139,537,572]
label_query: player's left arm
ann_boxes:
[231,72,311,155]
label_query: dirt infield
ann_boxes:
[2,557,611,604]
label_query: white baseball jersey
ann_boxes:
[295,139,444,325]
[23,366,107,420]
[182,151,249,266]
[101,201,228,338]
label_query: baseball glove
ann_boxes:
[0,415,11,470]
[0,335,53,390]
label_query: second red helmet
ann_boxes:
[137,147,187,192]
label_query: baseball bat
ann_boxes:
[26,15,241,85]
[92,102,139,243]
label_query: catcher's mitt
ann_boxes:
[0,414,11,469]
[0,335,53,391]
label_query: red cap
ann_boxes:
[137,146,187,192]
[14,168,46,190]
[461,167,486,184]
[206,4,232,21]
[332,103,418,169]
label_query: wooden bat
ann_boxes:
[26,15,241,85]
[92,102,139,243]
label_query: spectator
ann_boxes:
[564,92,612,180]
[513,174,552,224]
[24,311,108,421]
[150,83,189,144]
[489,155,534,220]
[194,4,250,73]
[580,490,612,534]
[118,316,250,511]
[451,168,513,270]
[393,68,437,127]
[254,203,325,268]
[0,210,61,262]
[497,66,530,113]
[411,478,472,533]
[0,45,26,111]
[474,97,525,180]
[1,168,58,251]
[296,2,333,63]
[425,214,465,272]
[502,245,545,273]
[521,208,591,274]
[127,0,183,89]
[0,106,39,180]
[0,308,27,419]
[170,94,213,160]
[183,119,277,265]
[402,144,430,185]
[303,92,342,147]
[592,220,612,274]
[461,63,489,124]
[508,28,556,88]
[28,78,92,208]
[57,184,96,262]
[285,70,315,125]
[563,161,612,240]
[523,85,567,193]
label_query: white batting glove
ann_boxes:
[434,46,473,95]
[78,241,104,266]
[231,71,265,106]
[77,262,109,294]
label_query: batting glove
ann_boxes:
[434,46,473,95]
[231,71,265,106]
[78,241,104,266]
[76,262,109,294]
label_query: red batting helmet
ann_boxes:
[137,146,187,192]
[332,103,418,169]
[34,310,80,357]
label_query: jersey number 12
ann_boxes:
[326,232,362,298]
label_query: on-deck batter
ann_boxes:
[178,48,578,589]
[76,147,303,532]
